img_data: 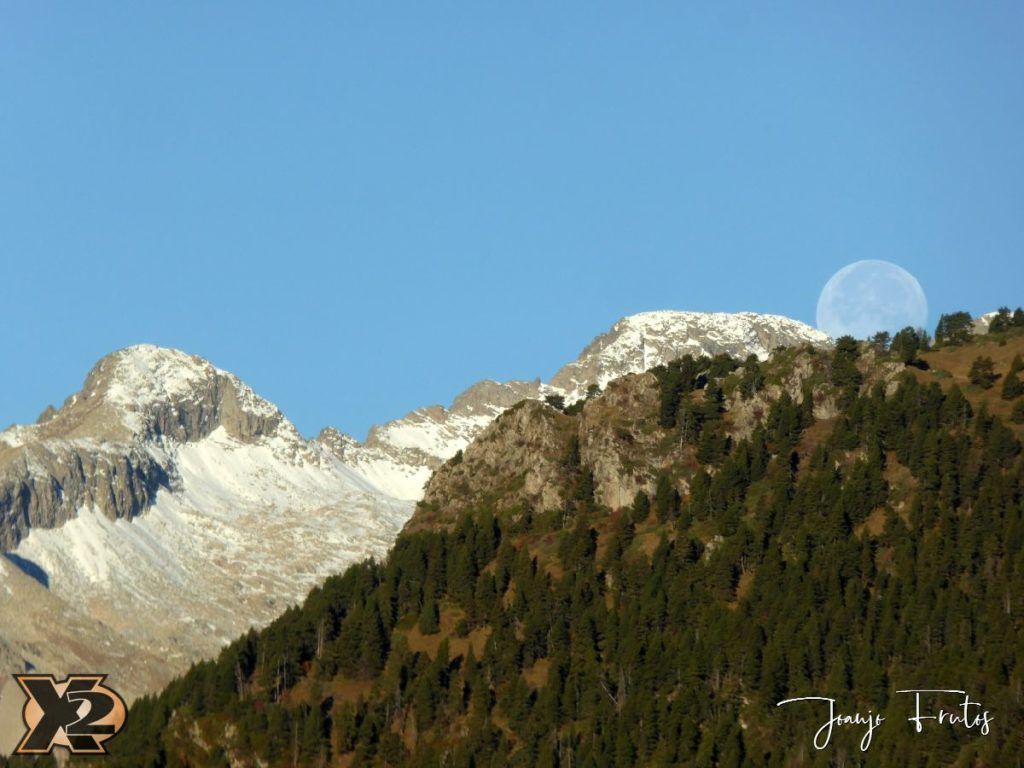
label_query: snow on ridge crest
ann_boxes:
[101,345,212,409]
[0,345,415,709]
[609,310,829,353]
[99,344,280,421]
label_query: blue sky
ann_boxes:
[2,4,1022,438]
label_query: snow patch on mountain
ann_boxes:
[9,425,412,699]
[318,428,434,502]
[0,344,416,704]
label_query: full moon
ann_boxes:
[816,260,928,340]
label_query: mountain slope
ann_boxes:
[0,345,412,737]
[330,312,829,499]
[85,330,1024,767]
[0,311,827,755]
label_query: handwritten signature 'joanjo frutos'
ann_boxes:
[776,689,993,752]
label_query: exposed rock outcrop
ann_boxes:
[0,444,170,550]
[418,371,679,525]
[414,401,576,528]
[416,344,861,529]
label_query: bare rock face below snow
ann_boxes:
[0,345,412,720]
[417,370,680,525]
[320,378,550,500]
[331,311,829,500]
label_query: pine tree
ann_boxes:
[987,306,1013,333]
[544,393,566,411]
[1002,368,1024,400]
[419,594,440,635]
[738,355,765,400]
[360,601,389,675]
[969,356,998,389]
[1011,399,1024,424]
[934,311,973,345]
[653,473,680,522]
[831,336,863,390]
[630,489,651,523]
[890,326,921,365]
[299,700,325,763]
[1002,354,1024,400]
[869,330,891,352]
[676,398,702,445]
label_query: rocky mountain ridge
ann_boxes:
[0,313,828,575]
[329,311,830,499]
[414,346,834,528]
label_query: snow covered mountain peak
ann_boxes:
[96,344,220,410]
[71,344,286,442]
[0,344,327,566]
[611,310,827,346]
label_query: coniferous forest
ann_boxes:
[9,317,1024,768]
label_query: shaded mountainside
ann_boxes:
[49,328,1024,768]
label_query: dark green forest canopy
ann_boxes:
[16,331,1023,768]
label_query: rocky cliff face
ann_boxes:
[333,311,829,500]
[79,344,284,442]
[412,401,577,529]
[0,444,169,550]
[416,371,671,524]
